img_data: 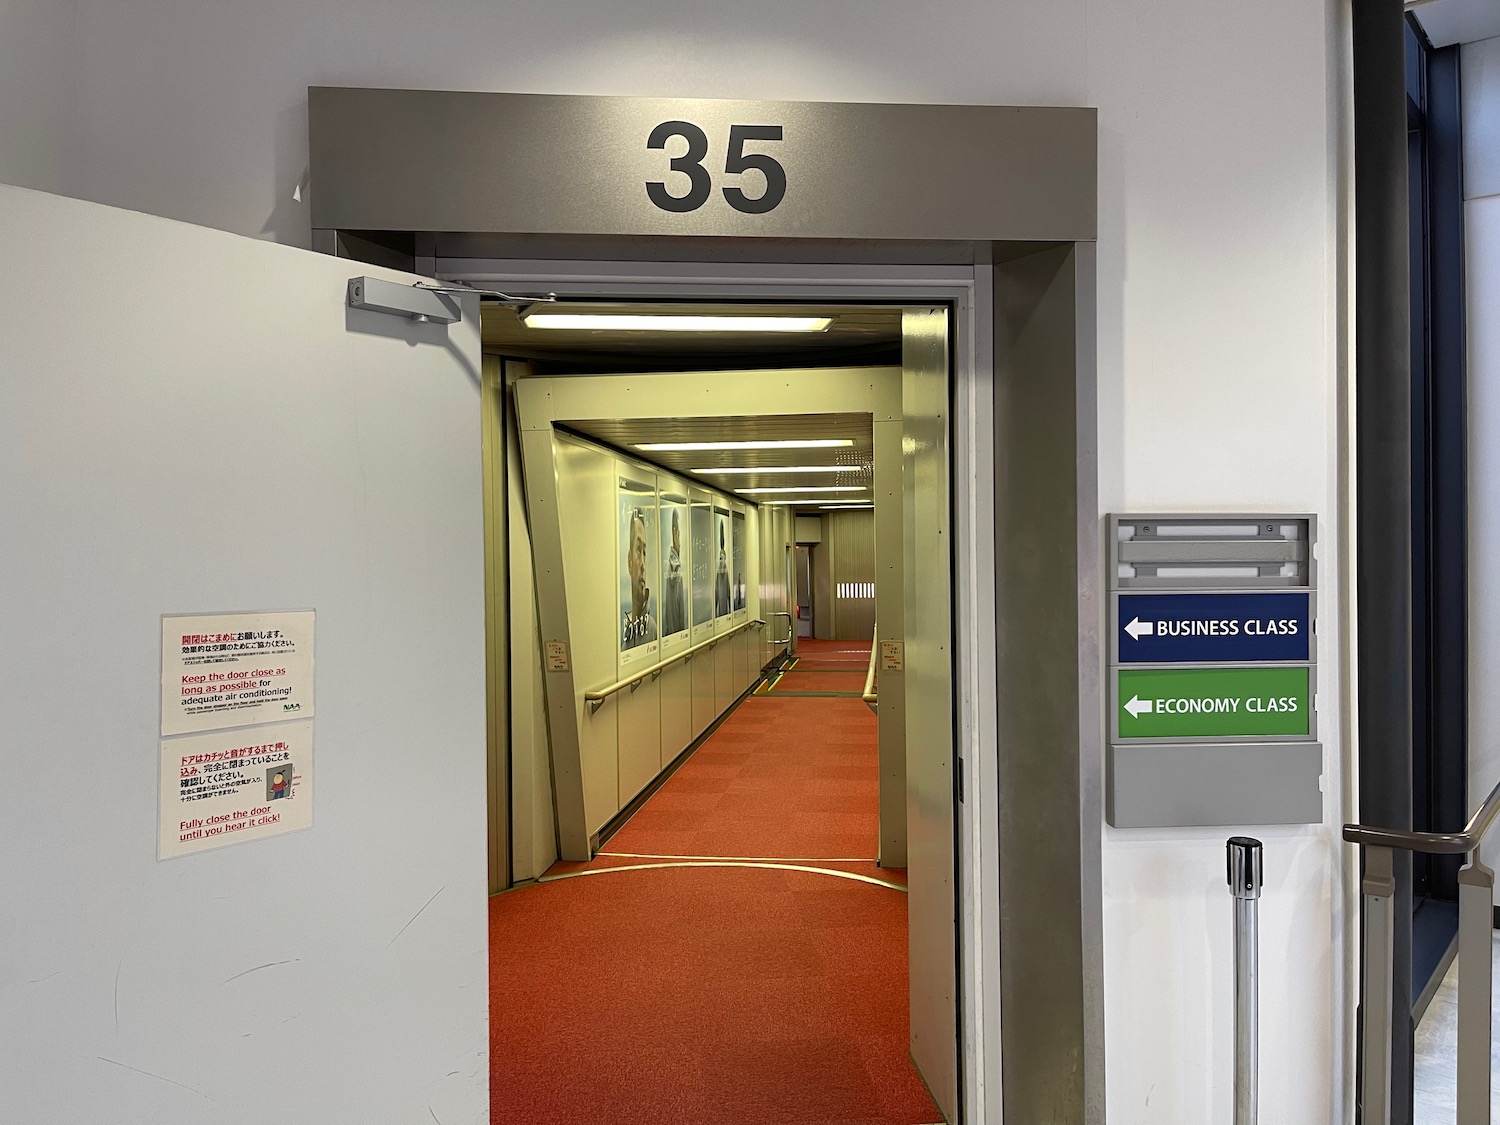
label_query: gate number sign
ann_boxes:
[647,121,787,215]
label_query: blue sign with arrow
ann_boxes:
[1117,591,1311,664]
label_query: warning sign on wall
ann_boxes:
[159,721,314,860]
[160,611,315,736]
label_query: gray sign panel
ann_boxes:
[1108,742,1324,828]
[308,87,1096,242]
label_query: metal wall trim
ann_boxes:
[308,88,1096,243]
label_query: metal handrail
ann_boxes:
[862,625,878,703]
[1343,777,1500,854]
[1345,776,1500,1125]
[769,611,795,647]
[584,619,766,711]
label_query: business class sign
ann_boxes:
[308,88,1097,243]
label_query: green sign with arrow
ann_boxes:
[1116,666,1311,739]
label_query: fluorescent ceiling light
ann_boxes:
[820,504,874,509]
[635,439,853,452]
[738,485,866,494]
[690,465,854,475]
[523,313,832,332]
[761,499,845,506]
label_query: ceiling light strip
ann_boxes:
[523,314,832,333]
[690,466,857,475]
[636,439,853,452]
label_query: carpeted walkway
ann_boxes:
[489,637,939,1125]
[489,866,936,1125]
[771,668,869,694]
[788,638,874,670]
[603,695,880,858]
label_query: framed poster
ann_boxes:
[658,491,690,643]
[690,498,715,641]
[731,509,747,613]
[618,477,659,670]
[712,507,733,620]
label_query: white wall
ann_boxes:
[55,0,1094,248]
[0,186,489,1123]
[3,0,1346,1120]
[0,0,77,194]
[1088,1,1343,1121]
[1464,36,1500,893]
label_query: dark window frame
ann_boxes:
[1405,11,1468,1007]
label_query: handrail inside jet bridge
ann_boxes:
[584,619,767,713]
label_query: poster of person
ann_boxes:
[618,482,659,666]
[659,494,689,639]
[731,510,747,613]
[691,501,714,632]
[713,508,733,619]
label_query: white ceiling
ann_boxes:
[563,413,875,515]
[494,299,890,513]
[1410,0,1500,48]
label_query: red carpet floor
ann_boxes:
[489,866,939,1125]
[772,668,869,694]
[790,638,873,671]
[489,648,939,1125]
[603,695,880,859]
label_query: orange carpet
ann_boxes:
[489,655,939,1125]
[789,638,873,671]
[602,695,880,859]
[489,866,938,1125]
[771,668,868,694]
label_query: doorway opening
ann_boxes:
[478,292,962,1125]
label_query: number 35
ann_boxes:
[646,122,786,215]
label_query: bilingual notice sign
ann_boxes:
[159,611,315,859]
[161,611,314,735]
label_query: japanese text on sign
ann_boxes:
[161,611,314,736]
[159,721,314,859]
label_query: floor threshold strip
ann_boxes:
[537,860,909,892]
[598,850,879,863]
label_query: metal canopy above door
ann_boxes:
[307,87,1097,244]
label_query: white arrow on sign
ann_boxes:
[1124,696,1153,719]
[1124,617,1155,641]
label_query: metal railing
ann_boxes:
[862,625,878,703]
[583,619,766,713]
[1344,778,1500,1125]
[769,611,795,651]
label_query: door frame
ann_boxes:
[457,257,999,1120]
[447,250,1102,1125]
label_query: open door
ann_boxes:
[902,307,959,1120]
[0,185,491,1122]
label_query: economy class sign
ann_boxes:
[1117,592,1310,664]
[1116,666,1312,740]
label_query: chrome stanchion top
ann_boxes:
[1227,836,1263,899]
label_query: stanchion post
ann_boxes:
[1228,837,1263,1125]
